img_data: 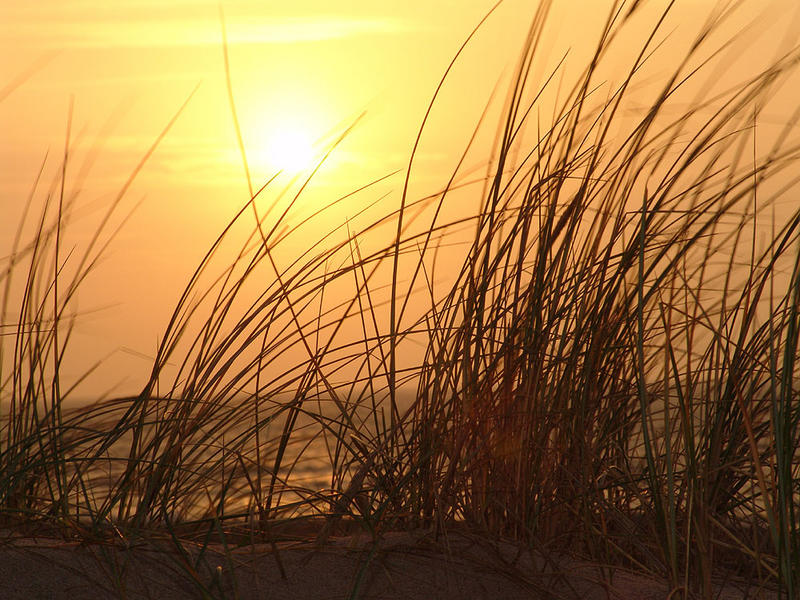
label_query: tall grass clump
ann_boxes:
[3,1,800,598]
[0,96,191,534]
[403,3,800,596]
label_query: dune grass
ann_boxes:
[3,1,800,598]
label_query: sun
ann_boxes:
[261,123,316,174]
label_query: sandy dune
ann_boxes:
[0,528,776,599]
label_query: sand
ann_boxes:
[0,528,778,599]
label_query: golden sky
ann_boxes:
[2,0,799,398]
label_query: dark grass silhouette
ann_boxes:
[3,2,800,598]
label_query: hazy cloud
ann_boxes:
[3,14,411,49]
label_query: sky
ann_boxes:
[2,0,800,399]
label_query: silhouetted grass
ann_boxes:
[3,2,800,598]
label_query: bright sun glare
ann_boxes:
[262,124,316,173]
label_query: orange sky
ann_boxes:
[2,0,799,399]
